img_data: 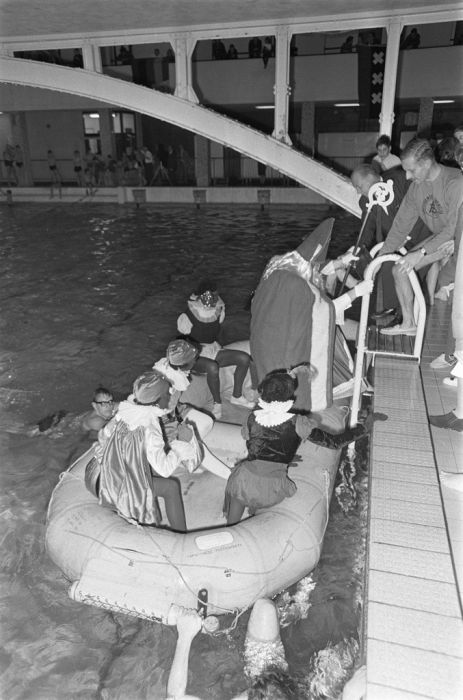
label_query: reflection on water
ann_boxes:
[0,203,366,699]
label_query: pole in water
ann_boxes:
[257,189,270,211]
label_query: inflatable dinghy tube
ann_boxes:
[46,420,341,624]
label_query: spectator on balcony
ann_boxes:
[3,142,17,186]
[166,47,175,63]
[227,43,238,59]
[262,36,275,68]
[401,28,421,49]
[372,135,402,172]
[248,37,262,58]
[14,145,24,185]
[340,36,355,53]
[72,49,84,68]
[116,46,133,65]
[212,39,227,60]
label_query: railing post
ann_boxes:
[378,20,402,137]
[272,27,292,145]
[82,43,102,73]
[172,33,199,103]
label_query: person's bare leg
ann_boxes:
[227,498,245,525]
[194,356,221,404]
[216,349,250,398]
[166,607,202,700]
[392,265,415,327]
[426,262,440,306]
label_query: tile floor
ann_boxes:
[365,301,463,699]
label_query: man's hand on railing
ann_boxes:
[396,249,425,274]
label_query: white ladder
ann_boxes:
[349,249,427,426]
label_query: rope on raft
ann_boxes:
[67,468,332,635]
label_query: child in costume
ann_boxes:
[85,369,202,531]
[177,280,254,419]
[224,370,378,525]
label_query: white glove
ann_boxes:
[353,279,374,298]
[340,246,360,266]
[320,259,339,275]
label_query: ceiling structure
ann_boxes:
[1,0,461,43]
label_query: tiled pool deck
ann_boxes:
[366,302,463,699]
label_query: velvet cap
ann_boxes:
[132,370,171,405]
[166,339,198,366]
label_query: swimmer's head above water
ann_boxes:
[91,386,115,421]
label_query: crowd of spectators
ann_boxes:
[1,143,196,190]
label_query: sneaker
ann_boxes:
[429,411,463,432]
[430,353,456,370]
[443,376,457,388]
[212,403,222,419]
[371,307,397,320]
[230,395,255,409]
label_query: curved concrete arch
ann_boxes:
[1,57,361,215]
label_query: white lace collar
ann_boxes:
[117,397,170,430]
[254,399,294,427]
[153,357,190,391]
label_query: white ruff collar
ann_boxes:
[188,296,224,322]
[153,357,190,391]
[254,399,294,427]
[117,397,170,430]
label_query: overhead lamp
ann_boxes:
[334,102,359,107]
[433,99,455,104]
[255,105,274,110]
[88,113,100,118]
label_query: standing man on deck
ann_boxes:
[378,138,463,336]
[350,163,431,321]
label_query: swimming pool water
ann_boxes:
[0,202,367,699]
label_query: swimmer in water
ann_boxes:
[34,386,116,439]
[80,386,117,440]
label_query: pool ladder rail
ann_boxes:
[350,245,426,427]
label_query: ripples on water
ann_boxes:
[0,203,367,699]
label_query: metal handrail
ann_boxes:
[349,251,427,427]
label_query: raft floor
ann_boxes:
[366,301,463,699]
[163,400,249,531]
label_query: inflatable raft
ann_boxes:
[46,422,342,623]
